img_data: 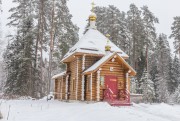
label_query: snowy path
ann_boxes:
[0,100,180,121]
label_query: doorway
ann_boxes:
[104,75,118,101]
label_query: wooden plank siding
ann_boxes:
[69,58,77,100]
[54,79,60,99]
[84,56,101,70]
[54,76,66,100]
[96,58,128,101]
[77,57,82,100]
[68,56,83,100]
[61,77,66,100]
[84,56,100,101]
[85,73,97,101]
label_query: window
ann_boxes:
[100,76,104,86]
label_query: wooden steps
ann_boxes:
[106,100,131,106]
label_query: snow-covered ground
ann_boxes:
[0,100,180,121]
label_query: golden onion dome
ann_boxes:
[89,12,97,21]
[105,41,111,51]
[89,1,97,21]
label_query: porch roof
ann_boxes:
[83,52,136,76]
[52,71,66,80]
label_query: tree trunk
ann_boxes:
[40,0,44,97]
[48,0,55,95]
[132,12,136,69]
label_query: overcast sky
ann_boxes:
[1,0,180,52]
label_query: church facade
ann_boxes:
[52,4,136,106]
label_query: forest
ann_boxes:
[0,0,180,104]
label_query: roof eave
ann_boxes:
[52,73,66,80]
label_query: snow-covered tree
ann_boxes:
[141,5,158,52]
[149,60,159,102]
[0,61,6,93]
[0,110,3,119]
[170,16,180,57]
[135,52,146,93]
[127,4,144,69]
[43,0,79,94]
[4,0,78,97]
[0,0,2,50]
[167,55,180,94]
[149,34,171,102]
[171,86,180,104]
[49,0,79,73]
[141,69,154,102]
[4,0,40,97]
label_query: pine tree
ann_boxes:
[150,34,171,102]
[4,0,78,97]
[127,5,158,93]
[127,4,145,69]
[0,0,2,48]
[136,52,146,93]
[167,55,180,94]
[170,16,180,57]
[0,61,6,93]
[141,69,154,103]
[141,5,158,52]
[0,110,3,119]
[43,0,79,94]
[126,4,148,93]
[157,34,171,78]
[48,0,79,73]
[149,60,159,102]
[4,0,40,97]
[172,85,180,104]
[34,0,49,96]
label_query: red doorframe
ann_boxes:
[104,75,118,101]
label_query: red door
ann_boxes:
[104,75,118,101]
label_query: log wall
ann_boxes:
[84,56,100,101]
[69,58,77,100]
[68,57,83,100]
[54,79,60,99]
[54,76,66,100]
[85,73,97,101]
[97,58,128,101]
[67,55,100,101]
[84,56,101,70]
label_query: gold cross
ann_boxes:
[106,34,110,38]
[91,1,95,12]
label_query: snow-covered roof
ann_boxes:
[61,29,129,62]
[52,71,66,79]
[83,52,136,76]
[84,52,116,74]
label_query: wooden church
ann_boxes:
[52,3,136,106]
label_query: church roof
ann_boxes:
[61,29,129,62]
[52,71,66,79]
[83,52,136,76]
